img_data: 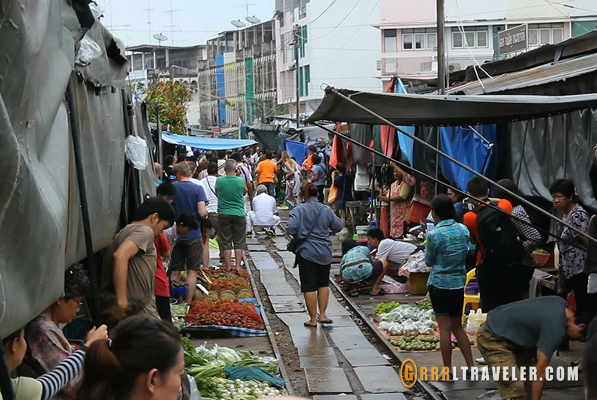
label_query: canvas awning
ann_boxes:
[305,87,597,126]
[162,132,256,150]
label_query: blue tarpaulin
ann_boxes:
[283,139,308,162]
[162,132,256,150]
[394,79,415,165]
[439,125,497,193]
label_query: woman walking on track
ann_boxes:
[279,151,302,207]
[286,183,343,327]
[425,194,474,378]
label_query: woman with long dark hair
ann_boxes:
[76,317,184,400]
[378,160,415,238]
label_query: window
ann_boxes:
[402,28,437,50]
[528,23,564,45]
[451,26,489,48]
[383,29,397,52]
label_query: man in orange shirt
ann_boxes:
[463,177,514,313]
[256,150,277,197]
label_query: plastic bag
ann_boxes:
[398,251,430,277]
[187,374,201,400]
[89,2,105,19]
[124,135,148,170]
[75,35,102,67]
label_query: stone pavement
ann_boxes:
[247,233,409,400]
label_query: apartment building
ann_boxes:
[378,0,597,91]
[274,0,381,118]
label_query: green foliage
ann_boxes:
[146,81,191,134]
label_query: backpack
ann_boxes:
[473,201,524,268]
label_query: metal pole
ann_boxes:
[435,0,445,193]
[314,116,596,246]
[294,24,300,128]
[157,106,163,166]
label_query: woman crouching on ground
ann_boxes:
[76,316,184,400]
[425,194,474,378]
[286,183,343,327]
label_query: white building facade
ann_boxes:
[274,0,382,117]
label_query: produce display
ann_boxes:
[182,337,283,400]
[373,301,401,315]
[390,336,440,351]
[210,276,252,291]
[416,296,433,311]
[185,299,265,331]
[378,305,437,336]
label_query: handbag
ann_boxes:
[328,183,338,204]
[287,205,325,253]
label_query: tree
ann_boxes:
[146,81,191,135]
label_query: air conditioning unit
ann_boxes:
[448,63,461,72]
[376,60,381,70]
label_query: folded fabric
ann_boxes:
[224,366,284,388]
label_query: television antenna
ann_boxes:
[246,15,261,25]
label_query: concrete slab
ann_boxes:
[312,396,357,400]
[339,348,390,367]
[304,367,352,393]
[271,237,289,244]
[275,242,289,251]
[249,252,279,270]
[327,327,375,352]
[300,353,340,368]
[247,244,268,251]
[296,345,336,358]
[269,296,305,313]
[245,237,260,245]
[292,331,330,348]
[353,366,408,393]
[278,251,297,268]
[324,298,351,317]
[361,394,408,400]
[318,315,355,327]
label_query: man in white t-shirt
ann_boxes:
[366,228,417,267]
[199,162,220,266]
[247,185,280,237]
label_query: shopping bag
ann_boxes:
[328,183,338,204]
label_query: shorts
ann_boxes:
[477,324,530,399]
[218,214,247,251]
[170,237,203,271]
[297,254,330,293]
[428,285,464,318]
[370,260,384,280]
[207,212,219,237]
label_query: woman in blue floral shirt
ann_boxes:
[425,194,474,377]
[550,179,590,313]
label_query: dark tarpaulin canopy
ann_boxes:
[305,88,597,126]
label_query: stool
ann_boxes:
[462,268,480,323]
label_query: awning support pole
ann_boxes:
[328,87,596,245]
[314,119,595,246]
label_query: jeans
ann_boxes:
[262,182,276,197]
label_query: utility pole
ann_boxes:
[435,0,445,194]
[437,0,446,95]
[293,24,301,128]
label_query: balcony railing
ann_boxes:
[381,55,495,76]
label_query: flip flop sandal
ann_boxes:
[370,288,386,296]
[304,321,318,328]
[318,319,333,324]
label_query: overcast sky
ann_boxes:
[96,0,275,48]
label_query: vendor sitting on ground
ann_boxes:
[17,265,108,400]
[247,184,281,237]
[366,228,417,294]
[337,239,387,296]
[477,296,592,400]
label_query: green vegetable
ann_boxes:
[534,249,548,254]
[373,301,401,315]
[416,297,433,311]
[187,363,226,378]
[171,303,188,317]
[216,347,242,364]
